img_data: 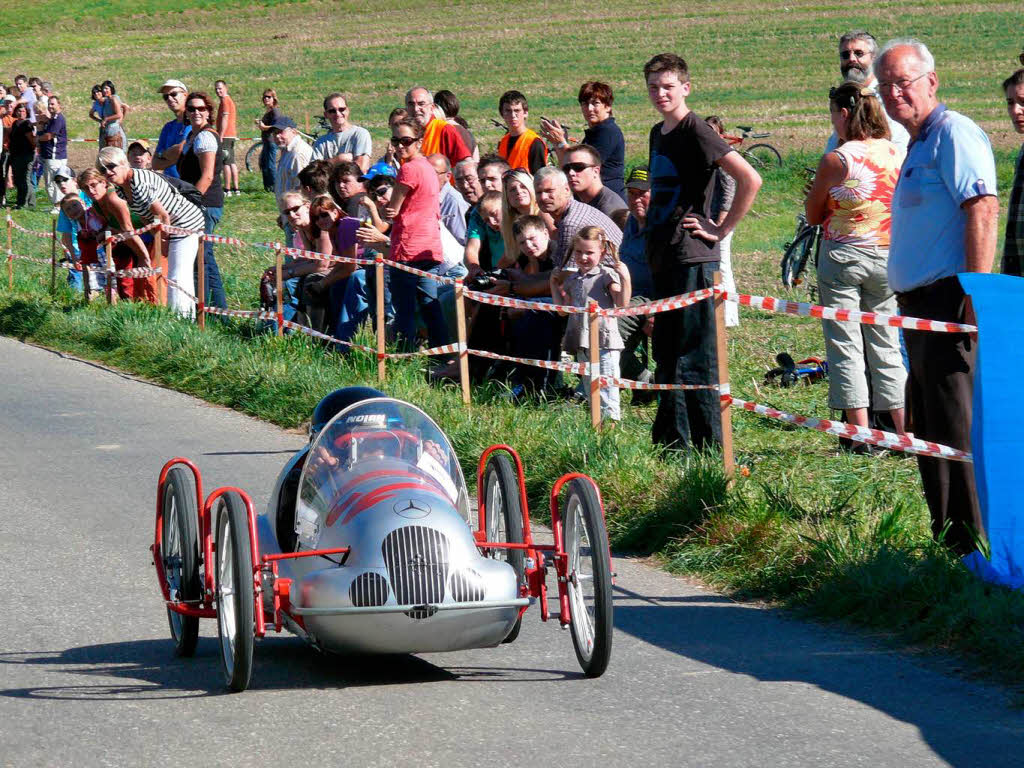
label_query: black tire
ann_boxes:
[483,454,526,643]
[161,466,200,657]
[562,478,613,677]
[244,142,261,174]
[214,491,255,692]
[781,225,818,289]
[743,143,783,169]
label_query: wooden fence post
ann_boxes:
[50,217,57,294]
[454,278,470,405]
[197,236,206,330]
[6,214,12,289]
[274,245,284,337]
[713,271,735,483]
[588,300,601,430]
[375,253,386,383]
[103,230,115,305]
[153,227,166,306]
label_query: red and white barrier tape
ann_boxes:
[387,259,457,285]
[203,233,248,247]
[387,342,465,359]
[726,394,972,462]
[8,251,52,266]
[468,347,590,376]
[104,221,162,245]
[254,241,374,268]
[205,306,277,321]
[718,290,977,334]
[112,266,162,279]
[280,320,378,353]
[598,287,716,317]
[8,218,74,256]
[598,375,720,391]
[464,288,586,314]
[164,278,198,303]
[163,225,206,238]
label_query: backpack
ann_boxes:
[162,175,206,211]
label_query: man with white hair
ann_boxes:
[404,87,470,168]
[878,37,999,557]
[534,166,621,269]
[825,31,908,152]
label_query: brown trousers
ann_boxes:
[897,276,983,556]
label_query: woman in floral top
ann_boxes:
[805,81,907,437]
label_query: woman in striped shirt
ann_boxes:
[97,146,205,317]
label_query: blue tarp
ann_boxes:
[958,273,1024,589]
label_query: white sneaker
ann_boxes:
[50,206,59,215]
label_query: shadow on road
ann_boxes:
[612,593,1024,768]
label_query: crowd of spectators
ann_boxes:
[4,38,1023,557]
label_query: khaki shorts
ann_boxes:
[220,138,236,166]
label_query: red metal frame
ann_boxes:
[153,453,609,650]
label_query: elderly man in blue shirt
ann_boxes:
[879,38,999,557]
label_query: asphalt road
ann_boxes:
[1,335,1021,768]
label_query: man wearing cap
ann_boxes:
[37,93,68,209]
[271,115,312,213]
[127,140,153,170]
[404,87,471,169]
[153,79,190,179]
[53,169,93,291]
[619,165,653,298]
[312,93,372,173]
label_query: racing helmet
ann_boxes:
[309,386,388,440]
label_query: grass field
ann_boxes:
[2,1,1023,692]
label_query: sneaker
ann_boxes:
[50,206,60,215]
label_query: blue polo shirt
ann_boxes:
[888,104,997,293]
[155,118,191,179]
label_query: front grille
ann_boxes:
[382,526,450,619]
[349,572,389,607]
[449,568,485,603]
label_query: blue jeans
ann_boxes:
[259,140,277,192]
[334,264,394,346]
[389,260,449,352]
[198,206,228,309]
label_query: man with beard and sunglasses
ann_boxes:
[825,31,909,153]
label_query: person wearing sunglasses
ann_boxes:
[312,93,372,174]
[404,86,470,169]
[878,38,998,558]
[825,31,908,154]
[97,146,206,318]
[176,91,227,310]
[378,116,449,352]
[153,79,190,179]
[561,143,626,228]
[1003,67,1024,277]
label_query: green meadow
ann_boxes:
[2,1,1023,691]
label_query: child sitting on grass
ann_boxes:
[554,226,631,422]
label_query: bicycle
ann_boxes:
[244,116,330,173]
[780,212,823,299]
[722,125,783,169]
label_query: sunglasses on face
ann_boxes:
[390,135,417,147]
[314,210,335,220]
[162,91,184,101]
[100,162,119,173]
[371,187,390,199]
[185,104,208,113]
[562,162,593,174]
[282,205,303,215]
[840,49,869,59]
[326,106,347,114]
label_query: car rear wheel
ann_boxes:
[161,466,200,657]
[563,478,613,678]
[215,491,255,692]
[483,454,525,643]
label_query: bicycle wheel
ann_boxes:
[244,142,262,174]
[743,143,783,170]
[482,454,525,643]
[781,225,818,289]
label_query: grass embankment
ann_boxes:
[2,0,1023,690]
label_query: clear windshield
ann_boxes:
[294,398,469,547]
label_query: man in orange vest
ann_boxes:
[496,90,548,174]
[404,86,471,169]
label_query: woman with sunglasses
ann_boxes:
[256,89,281,192]
[176,91,227,309]
[378,117,448,351]
[804,81,907,443]
[97,146,205,318]
[98,80,127,149]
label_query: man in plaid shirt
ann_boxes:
[1003,68,1024,277]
